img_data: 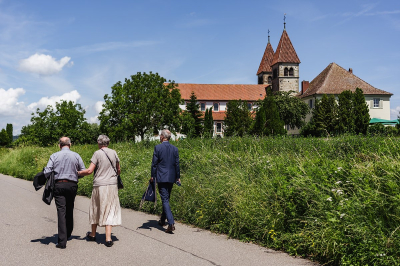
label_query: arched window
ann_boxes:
[289,67,294,76]
[284,67,289,76]
[268,76,272,84]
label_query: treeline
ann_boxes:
[0,124,13,146]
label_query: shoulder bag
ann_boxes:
[101,149,124,189]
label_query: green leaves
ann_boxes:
[99,72,183,141]
[224,100,252,137]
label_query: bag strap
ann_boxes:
[101,149,118,175]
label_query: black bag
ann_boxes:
[101,149,124,189]
[139,178,156,209]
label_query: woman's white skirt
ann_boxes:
[89,185,121,226]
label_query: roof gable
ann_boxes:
[299,62,392,98]
[271,30,300,65]
[257,42,274,75]
[176,84,267,101]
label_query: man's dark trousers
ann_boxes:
[54,182,78,246]
[158,182,174,225]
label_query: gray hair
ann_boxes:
[160,129,171,140]
[59,137,71,147]
[97,135,110,146]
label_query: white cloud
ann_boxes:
[390,106,400,120]
[28,90,81,110]
[88,116,99,124]
[19,53,73,75]
[0,88,26,116]
[95,101,104,113]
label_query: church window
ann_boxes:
[200,102,206,111]
[289,68,294,76]
[213,102,219,111]
[268,76,272,84]
[284,68,289,76]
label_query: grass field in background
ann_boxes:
[1,136,399,266]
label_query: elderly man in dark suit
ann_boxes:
[151,129,181,233]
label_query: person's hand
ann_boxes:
[150,177,154,183]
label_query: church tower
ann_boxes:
[257,30,274,85]
[270,19,300,93]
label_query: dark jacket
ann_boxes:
[33,170,55,205]
[151,141,180,183]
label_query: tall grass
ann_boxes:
[1,136,399,265]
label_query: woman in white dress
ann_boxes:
[78,135,121,247]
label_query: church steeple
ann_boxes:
[271,24,301,93]
[257,29,274,85]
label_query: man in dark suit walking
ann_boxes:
[151,129,181,233]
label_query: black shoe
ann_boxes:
[56,243,66,249]
[165,224,175,234]
[86,232,96,241]
[158,220,166,227]
[105,241,113,247]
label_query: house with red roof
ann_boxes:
[177,23,393,136]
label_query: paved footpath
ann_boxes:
[0,174,318,266]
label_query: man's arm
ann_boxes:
[150,146,159,182]
[43,155,55,178]
[175,148,180,182]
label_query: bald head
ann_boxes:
[59,137,71,148]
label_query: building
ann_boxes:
[177,23,393,136]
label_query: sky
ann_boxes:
[0,0,399,135]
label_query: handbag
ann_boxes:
[101,149,124,189]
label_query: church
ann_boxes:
[176,23,393,136]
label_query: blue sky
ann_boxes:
[0,0,399,134]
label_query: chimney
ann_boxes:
[301,81,309,95]
[349,68,353,74]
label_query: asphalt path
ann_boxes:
[0,174,318,266]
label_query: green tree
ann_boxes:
[99,72,182,141]
[337,90,355,134]
[275,91,309,129]
[224,100,252,137]
[0,128,10,146]
[6,124,13,144]
[203,107,214,138]
[353,88,370,135]
[182,91,203,137]
[17,100,93,146]
[252,88,286,136]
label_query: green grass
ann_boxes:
[1,136,400,265]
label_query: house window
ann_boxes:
[289,67,294,76]
[216,122,222,133]
[309,99,313,109]
[213,102,219,111]
[247,102,252,111]
[200,102,206,111]
[373,98,380,108]
[284,67,289,76]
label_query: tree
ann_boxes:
[224,100,252,137]
[0,128,10,146]
[252,88,286,136]
[181,91,203,137]
[203,107,214,138]
[353,88,370,135]
[99,72,182,141]
[6,124,13,144]
[17,100,94,146]
[337,90,355,134]
[275,91,309,129]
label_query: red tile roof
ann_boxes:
[210,112,226,121]
[257,42,274,75]
[299,62,392,98]
[177,84,267,101]
[271,30,300,65]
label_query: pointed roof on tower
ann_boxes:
[271,29,300,65]
[256,41,275,75]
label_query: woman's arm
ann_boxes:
[78,163,96,176]
[116,162,121,175]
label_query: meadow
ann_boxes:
[0,136,399,265]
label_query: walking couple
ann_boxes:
[43,129,180,249]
